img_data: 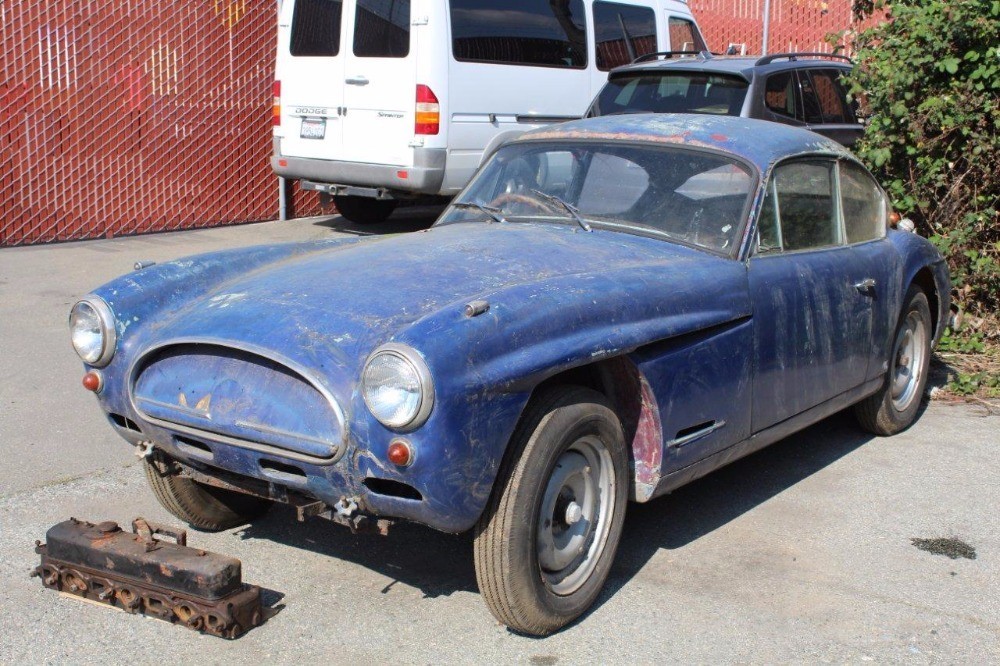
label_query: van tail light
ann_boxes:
[272,80,281,127]
[415,84,439,135]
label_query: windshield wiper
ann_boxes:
[452,201,507,224]
[530,190,591,232]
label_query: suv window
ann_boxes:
[450,0,587,69]
[805,69,845,122]
[291,0,343,57]
[667,17,707,51]
[593,2,657,71]
[758,161,840,252]
[764,71,800,120]
[353,0,409,58]
[840,161,886,244]
[591,73,748,116]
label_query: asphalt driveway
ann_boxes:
[1,211,997,663]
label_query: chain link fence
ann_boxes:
[2,0,864,246]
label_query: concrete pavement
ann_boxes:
[1,212,997,663]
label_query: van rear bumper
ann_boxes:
[271,139,446,195]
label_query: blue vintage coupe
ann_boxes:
[69,115,949,635]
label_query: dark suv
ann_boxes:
[587,52,863,148]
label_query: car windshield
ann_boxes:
[437,141,755,253]
[590,72,749,117]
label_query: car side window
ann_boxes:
[757,160,840,253]
[840,161,886,244]
[764,71,799,120]
[798,70,824,124]
[804,69,848,123]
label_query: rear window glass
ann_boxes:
[354,0,410,58]
[291,0,343,57]
[450,0,587,69]
[590,73,748,116]
[668,17,707,51]
[593,2,657,71]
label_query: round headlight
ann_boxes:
[69,298,116,366]
[362,344,434,430]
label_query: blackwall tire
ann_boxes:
[855,285,932,436]
[473,386,628,636]
[333,195,397,224]
[143,458,271,531]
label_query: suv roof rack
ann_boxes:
[755,52,854,66]
[632,50,714,64]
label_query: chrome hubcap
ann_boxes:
[890,310,927,412]
[537,435,615,596]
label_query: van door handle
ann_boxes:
[854,278,876,295]
[345,76,369,86]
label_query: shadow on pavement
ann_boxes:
[311,204,445,236]
[236,409,877,613]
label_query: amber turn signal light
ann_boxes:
[82,371,103,392]
[387,439,413,467]
[889,211,901,228]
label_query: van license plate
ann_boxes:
[300,118,326,140]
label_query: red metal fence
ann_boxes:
[1,0,865,246]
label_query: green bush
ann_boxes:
[843,0,1000,319]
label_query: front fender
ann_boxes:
[361,256,750,532]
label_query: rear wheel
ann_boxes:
[855,285,932,435]
[473,387,628,636]
[143,457,271,531]
[333,195,397,224]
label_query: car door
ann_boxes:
[748,158,876,431]
[340,0,417,166]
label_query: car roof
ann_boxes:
[513,114,852,168]
[610,54,852,81]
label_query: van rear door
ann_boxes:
[278,0,348,160]
[340,0,417,167]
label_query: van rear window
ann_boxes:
[354,0,410,58]
[593,1,657,71]
[291,0,343,57]
[450,0,587,69]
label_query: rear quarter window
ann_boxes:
[450,0,587,68]
[291,0,343,57]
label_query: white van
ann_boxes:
[272,0,706,223]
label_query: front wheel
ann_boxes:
[143,457,271,531]
[332,195,397,224]
[855,285,932,435]
[473,387,628,636]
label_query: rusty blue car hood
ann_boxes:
[126,221,742,373]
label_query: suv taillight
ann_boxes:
[272,80,281,127]
[415,84,439,135]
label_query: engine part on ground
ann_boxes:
[32,517,264,639]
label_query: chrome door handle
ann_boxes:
[345,75,369,86]
[854,278,876,294]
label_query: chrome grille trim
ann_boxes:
[128,337,349,465]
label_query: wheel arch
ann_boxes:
[910,266,943,342]
[528,355,663,503]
